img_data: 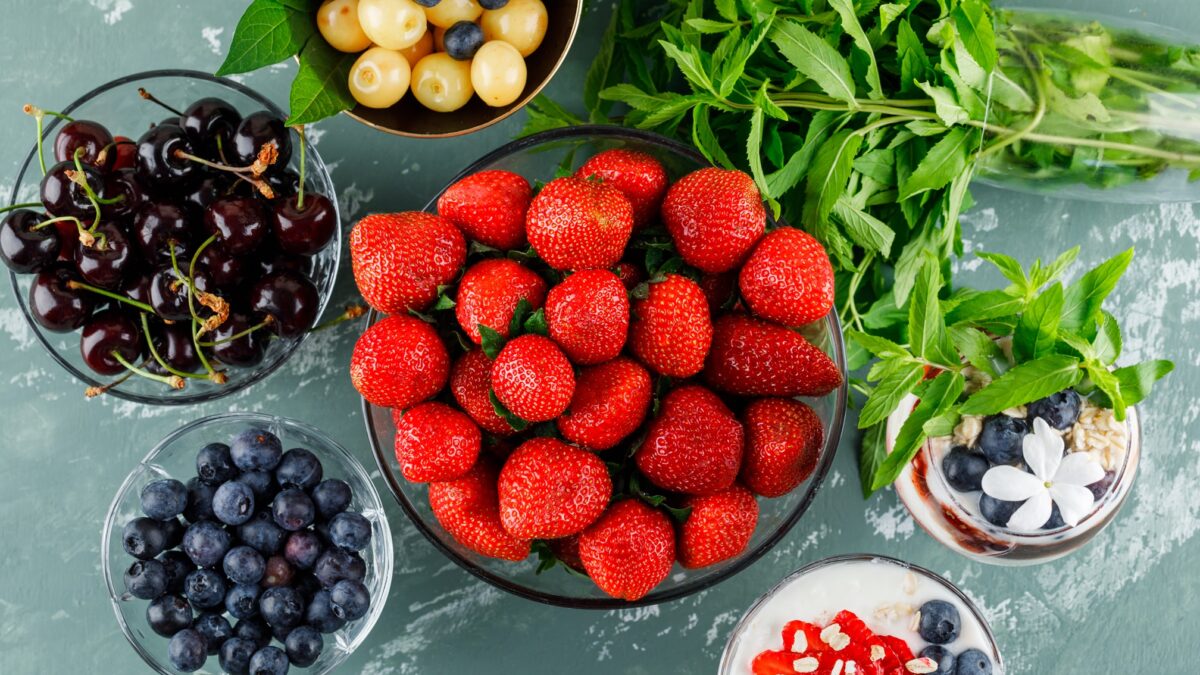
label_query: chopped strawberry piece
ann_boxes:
[781,620,825,655]
[879,635,914,664]
[752,650,800,675]
[751,610,920,675]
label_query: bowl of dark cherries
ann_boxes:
[2,70,345,404]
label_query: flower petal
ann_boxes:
[1023,417,1063,481]
[1055,453,1106,487]
[981,465,1045,501]
[1050,483,1096,527]
[1007,490,1052,532]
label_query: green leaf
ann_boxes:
[1044,80,1112,124]
[692,105,735,168]
[657,39,716,95]
[949,326,1003,378]
[216,0,314,76]
[1086,363,1126,420]
[871,370,964,492]
[1032,246,1080,289]
[432,294,456,311]
[897,19,932,89]
[488,389,529,432]
[909,261,957,366]
[519,95,584,137]
[286,39,357,125]
[686,18,737,33]
[803,130,862,225]
[1093,311,1122,366]
[951,0,998,72]
[769,20,857,104]
[879,3,908,31]
[766,110,840,198]
[924,408,962,438]
[859,422,888,498]
[719,11,775,97]
[509,298,533,336]
[986,68,1036,113]
[829,0,882,99]
[715,0,739,21]
[944,289,1024,326]
[848,331,910,359]
[584,9,620,115]
[852,148,895,185]
[479,324,506,360]
[524,308,548,336]
[960,355,1084,415]
[1013,282,1064,361]
[833,196,894,256]
[1111,360,1174,407]
[1060,248,1134,334]
[859,361,925,429]
[899,127,978,200]
[915,82,969,126]
[977,251,1029,292]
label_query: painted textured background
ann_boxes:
[0,1,1196,673]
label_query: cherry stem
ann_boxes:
[0,202,44,215]
[295,125,307,210]
[139,312,209,380]
[188,234,217,282]
[310,304,367,333]
[171,149,255,174]
[67,280,155,313]
[94,139,135,167]
[198,315,274,347]
[70,147,103,228]
[111,350,185,390]
[85,369,134,398]
[31,215,103,248]
[137,88,184,117]
[23,105,74,177]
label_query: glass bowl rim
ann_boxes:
[100,411,394,674]
[717,553,1006,675]
[361,124,850,609]
[6,68,341,406]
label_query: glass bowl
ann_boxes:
[101,413,393,675]
[361,125,849,608]
[7,70,341,405]
[719,554,1006,675]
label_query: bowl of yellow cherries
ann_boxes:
[317,0,582,137]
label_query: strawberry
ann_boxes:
[393,402,482,483]
[548,534,586,573]
[661,168,765,273]
[350,315,449,409]
[699,271,738,314]
[350,212,466,314]
[705,314,843,398]
[628,273,712,377]
[635,385,744,495]
[437,169,532,250]
[450,349,515,436]
[780,620,826,655]
[557,357,652,450]
[613,261,646,290]
[750,650,800,675]
[455,258,548,344]
[429,459,530,561]
[525,176,633,271]
[677,484,758,568]
[578,499,675,601]
[575,149,668,228]
[545,269,629,365]
[497,438,612,539]
[741,398,825,498]
[490,334,576,422]
[739,227,835,327]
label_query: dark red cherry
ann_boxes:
[232,111,292,167]
[80,309,144,375]
[54,120,115,171]
[29,263,95,332]
[211,312,268,367]
[273,194,336,255]
[204,197,269,256]
[135,123,199,191]
[147,322,200,374]
[74,222,132,290]
[132,201,193,262]
[100,168,144,220]
[1,210,60,273]
[111,135,137,171]
[41,160,102,220]
[196,245,246,290]
[262,170,300,200]
[249,270,318,338]
[149,267,191,321]
[126,271,154,306]
[180,98,242,160]
[184,174,231,215]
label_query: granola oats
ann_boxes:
[906,657,938,674]
[1065,399,1129,471]
[793,657,819,673]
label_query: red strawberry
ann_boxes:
[575,149,668,228]
[578,499,675,601]
[437,169,532,250]
[677,484,758,568]
[429,460,530,561]
[455,258,547,344]
[699,272,738,314]
[393,402,482,483]
[661,168,765,273]
[557,357,652,450]
[548,534,586,573]
[705,314,842,398]
[491,335,575,422]
[750,650,800,675]
[525,176,633,271]
[739,227,835,327]
[450,349,515,436]
[350,212,466,314]
[780,620,826,655]
[613,261,646,290]
[628,274,712,378]
[350,315,449,409]
[741,398,825,498]
[497,438,612,539]
[635,385,744,495]
[545,269,629,365]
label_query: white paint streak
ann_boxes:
[88,0,133,24]
[864,501,915,541]
[200,26,224,55]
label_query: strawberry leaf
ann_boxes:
[662,504,693,524]
[488,389,529,432]
[509,298,533,336]
[479,325,506,359]
[432,294,456,311]
[407,307,436,324]
[524,308,549,336]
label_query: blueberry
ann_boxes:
[161,516,186,549]
[329,579,371,621]
[220,636,258,675]
[184,568,227,610]
[942,446,989,493]
[443,21,485,60]
[124,559,168,599]
[954,648,993,675]
[478,0,507,8]
[182,520,232,567]
[123,517,168,560]
[259,586,305,628]
[248,646,290,675]
[977,415,1028,465]
[313,548,366,588]
[413,0,442,5]
[275,447,323,490]
[1089,472,1115,501]
[311,479,352,520]
[147,594,193,637]
[1043,503,1066,530]
[238,510,288,555]
[184,477,217,523]
[918,600,962,644]
[236,470,279,502]
[158,550,195,593]
[1028,389,1081,430]
[293,572,323,599]
[285,625,324,667]
[168,627,208,672]
[197,441,238,485]
[224,545,267,585]
[920,645,956,675]
[226,583,262,620]
[141,478,189,520]
[328,511,372,551]
[305,590,346,633]
[234,617,271,649]
[271,621,296,643]
[263,555,296,588]
[194,612,233,654]
[213,480,257,526]
[230,428,283,472]
[273,488,316,531]
[979,493,1022,528]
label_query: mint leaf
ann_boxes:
[915,82,969,126]
[803,130,862,225]
[960,355,1083,415]
[1060,248,1134,334]
[944,289,1024,326]
[719,11,775,97]
[859,422,888,498]
[829,0,882,99]
[949,325,1003,378]
[217,0,313,76]
[479,324,506,359]
[833,197,895,256]
[977,251,1030,293]
[909,261,957,367]
[847,331,910,359]
[488,389,529,432]
[1013,282,1064,361]
[1093,311,1122,365]
[287,39,356,125]
[715,0,738,21]
[897,19,933,89]
[767,110,841,198]
[951,0,998,72]
[872,370,964,492]
[770,20,857,104]
[899,127,979,200]
[859,361,925,429]
[1112,360,1174,408]
[1032,246,1080,289]
[1086,363,1126,420]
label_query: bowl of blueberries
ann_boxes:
[101,413,393,674]
[2,69,343,405]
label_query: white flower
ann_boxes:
[981,417,1106,532]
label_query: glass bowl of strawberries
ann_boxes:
[354,125,848,608]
